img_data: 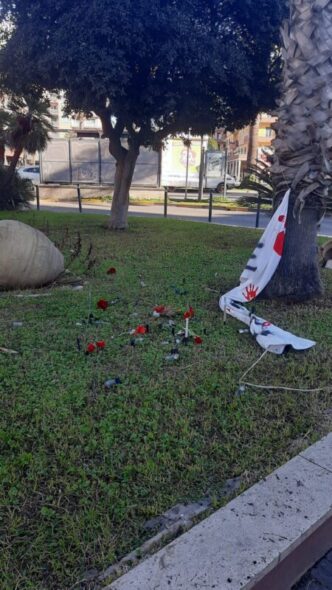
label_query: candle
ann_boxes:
[185,317,189,339]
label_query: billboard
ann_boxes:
[161,138,204,187]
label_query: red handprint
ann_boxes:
[243,284,258,301]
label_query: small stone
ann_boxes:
[165,353,179,361]
[104,378,121,389]
[235,385,246,397]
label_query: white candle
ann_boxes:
[185,317,189,339]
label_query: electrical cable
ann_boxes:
[238,348,330,393]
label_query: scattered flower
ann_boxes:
[97,299,108,311]
[96,340,106,349]
[154,305,166,314]
[86,343,96,354]
[107,267,116,274]
[184,306,195,319]
[194,336,203,345]
[135,325,147,335]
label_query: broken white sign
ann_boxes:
[219,190,316,354]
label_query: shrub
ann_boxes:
[0,166,35,210]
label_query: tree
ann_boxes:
[4,95,54,179]
[0,0,286,228]
[263,0,332,301]
[0,94,54,208]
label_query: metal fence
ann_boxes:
[35,185,263,228]
[40,138,227,192]
[40,138,160,186]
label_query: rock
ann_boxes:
[0,220,64,290]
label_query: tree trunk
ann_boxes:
[246,117,260,169]
[261,200,322,302]
[0,143,5,166]
[266,0,332,301]
[109,146,139,230]
[5,147,22,184]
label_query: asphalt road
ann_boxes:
[33,200,332,237]
[293,549,332,589]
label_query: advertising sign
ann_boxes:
[161,138,204,187]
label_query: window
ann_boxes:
[265,128,273,138]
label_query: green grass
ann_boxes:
[0,211,332,590]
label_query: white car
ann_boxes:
[17,166,40,185]
[215,174,240,192]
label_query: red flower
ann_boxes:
[96,340,106,349]
[107,267,116,275]
[135,325,147,335]
[97,299,108,311]
[86,343,96,353]
[154,305,166,314]
[184,307,195,319]
[194,336,203,345]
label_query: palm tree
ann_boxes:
[4,94,54,183]
[264,0,332,301]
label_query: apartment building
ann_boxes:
[48,94,102,139]
[216,113,277,183]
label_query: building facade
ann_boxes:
[48,94,103,139]
[217,113,277,183]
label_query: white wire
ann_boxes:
[238,348,330,393]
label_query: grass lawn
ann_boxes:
[0,211,332,590]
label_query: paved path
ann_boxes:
[33,200,332,237]
[293,549,332,589]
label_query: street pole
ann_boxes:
[223,144,228,198]
[77,184,82,213]
[35,185,40,211]
[184,131,190,201]
[255,192,261,228]
[198,135,204,202]
[208,190,213,222]
[164,187,168,218]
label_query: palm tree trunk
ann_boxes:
[0,143,5,166]
[264,0,332,301]
[5,147,23,184]
[246,117,260,169]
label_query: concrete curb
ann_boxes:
[106,434,332,590]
